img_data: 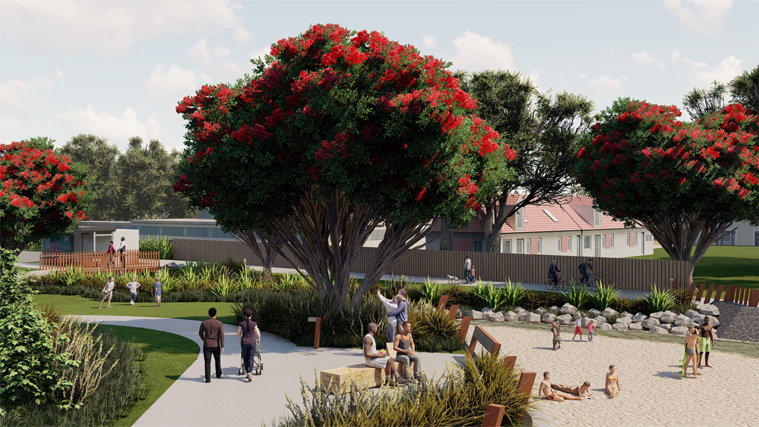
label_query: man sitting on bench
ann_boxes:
[364,323,407,386]
[394,321,422,382]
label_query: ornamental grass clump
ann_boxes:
[646,284,676,313]
[501,279,526,307]
[138,236,173,259]
[278,351,531,427]
[418,277,445,304]
[470,280,508,311]
[589,281,620,311]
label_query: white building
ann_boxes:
[713,221,759,246]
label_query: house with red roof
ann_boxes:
[426,195,654,258]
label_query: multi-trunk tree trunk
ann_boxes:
[233,228,283,281]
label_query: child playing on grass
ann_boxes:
[99,276,115,308]
[572,313,583,342]
[155,276,162,307]
[126,276,141,305]
[587,319,596,342]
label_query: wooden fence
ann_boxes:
[174,238,690,291]
[688,282,759,307]
[39,250,161,274]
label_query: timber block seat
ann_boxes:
[320,364,384,394]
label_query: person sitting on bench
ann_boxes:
[393,321,422,382]
[364,323,407,386]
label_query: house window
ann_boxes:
[558,237,562,251]
[593,210,601,228]
[610,234,615,248]
[567,236,572,252]
[502,240,512,253]
[537,238,542,254]
[473,240,483,252]
[584,236,591,249]
[516,238,524,254]
[526,238,532,254]
[626,234,630,247]
[516,209,524,231]
[634,233,639,247]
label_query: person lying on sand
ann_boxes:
[605,365,621,398]
[538,372,582,401]
[551,381,592,397]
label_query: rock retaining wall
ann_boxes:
[712,301,759,343]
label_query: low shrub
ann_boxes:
[441,284,470,307]
[588,282,620,312]
[561,285,591,309]
[611,297,648,314]
[470,280,509,311]
[521,290,562,310]
[418,278,446,304]
[501,279,526,307]
[645,285,675,313]
[138,236,173,260]
[278,351,531,427]
[671,289,692,307]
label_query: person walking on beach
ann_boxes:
[698,318,714,368]
[605,365,621,398]
[587,319,596,342]
[572,313,583,342]
[99,276,115,308]
[199,307,225,383]
[126,276,140,305]
[684,326,700,378]
[464,255,473,284]
[539,372,581,401]
[236,308,260,382]
[551,321,562,350]
[154,276,162,307]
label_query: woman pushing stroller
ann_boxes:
[237,309,261,382]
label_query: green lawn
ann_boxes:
[95,325,198,427]
[630,246,759,290]
[35,294,239,325]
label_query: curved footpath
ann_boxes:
[82,316,555,427]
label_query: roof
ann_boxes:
[432,195,638,234]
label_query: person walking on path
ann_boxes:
[551,321,562,350]
[698,318,714,369]
[572,313,583,341]
[117,237,127,268]
[154,276,162,307]
[684,326,700,379]
[106,241,116,268]
[126,276,140,305]
[237,309,261,382]
[386,289,408,344]
[363,323,406,386]
[464,255,473,284]
[393,321,422,382]
[587,320,596,342]
[199,307,225,383]
[470,264,476,282]
[99,276,115,308]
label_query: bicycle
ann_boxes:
[545,274,568,292]
[575,272,599,290]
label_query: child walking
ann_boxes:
[126,276,141,305]
[572,313,583,341]
[587,319,596,342]
[155,276,162,307]
[471,264,476,281]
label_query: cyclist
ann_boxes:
[578,259,593,285]
[549,260,562,286]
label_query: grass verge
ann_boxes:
[95,325,198,427]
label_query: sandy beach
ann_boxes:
[466,324,759,427]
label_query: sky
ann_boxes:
[1,0,757,152]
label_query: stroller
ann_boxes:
[238,341,263,376]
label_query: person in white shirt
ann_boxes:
[126,276,141,305]
[99,276,115,309]
[118,237,127,267]
[572,313,584,342]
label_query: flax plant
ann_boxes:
[419,277,446,304]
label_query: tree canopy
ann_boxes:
[729,64,759,113]
[575,99,759,283]
[175,24,518,305]
[682,80,727,120]
[0,140,92,252]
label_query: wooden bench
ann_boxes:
[467,325,501,363]
[320,364,384,394]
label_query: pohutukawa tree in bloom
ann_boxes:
[0,140,92,253]
[174,24,517,306]
[575,99,759,285]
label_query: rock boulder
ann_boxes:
[699,305,720,317]
[612,323,629,331]
[674,315,693,327]
[620,311,634,318]
[632,313,648,323]
[469,310,482,320]
[641,318,661,329]
[485,312,504,322]
[556,314,573,325]
[560,303,577,315]
[706,315,720,327]
[589,308,601,317]
[599,323,613,330]
[504,312,520,322]
[542,313,557,323]
[526,313,542,323]
[650,326,669,334]
[536,307,546,315]
[594,316,607,326]
[659,312,678,324]
[649,311,664,319]
[629,322,643,331]
[601,308,619,318]
[518,311,529,322]
[659,323,672,331]
[670,326,689,336]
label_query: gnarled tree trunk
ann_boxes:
[438,217,453,250]
[233,228,283,281]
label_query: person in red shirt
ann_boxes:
[106,241,116,268]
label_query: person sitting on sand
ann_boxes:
[538,372,582,401]
[605,365,621,398]
[551,381,592,398]
[684,326,700,379]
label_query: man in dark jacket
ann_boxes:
[386,289,408,343]
[199,307,225,383]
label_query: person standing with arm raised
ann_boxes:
[199,307,225,383]
[386,289,408,343]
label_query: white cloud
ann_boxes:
[632,51,666,70]
[527,68,540,90]
[249,46,270,62]
[144,63,199,106]
[605,47,615,56]
[578,74,588,80]
[214,45,233,59]
[422,34,437,49]
[586,75,627,94]
[663,0,733,37]
[691,55,744,88]
[450,31,514,72]
[188,38,245,84]
[53,106,161,150]
[0,77,53,130]
[0,0,251,54]
[54,69,64,82]
[670,49,682,65]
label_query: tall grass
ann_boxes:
[278,351,531,427]
[589,281,620,311]
[501,279,526,307]
[418,277,445,304]
[470,280,508,311]
[561,284,591,308]
[138,236,173,260]
[646,284,675,312]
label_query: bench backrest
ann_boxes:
[467,325,501,362]
[437,295,449,311]
[448,304,459,321]
[458,316,472,341]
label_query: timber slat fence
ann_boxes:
[689,282,759,307]
[39,250,161,274]
[174,238,690,292]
